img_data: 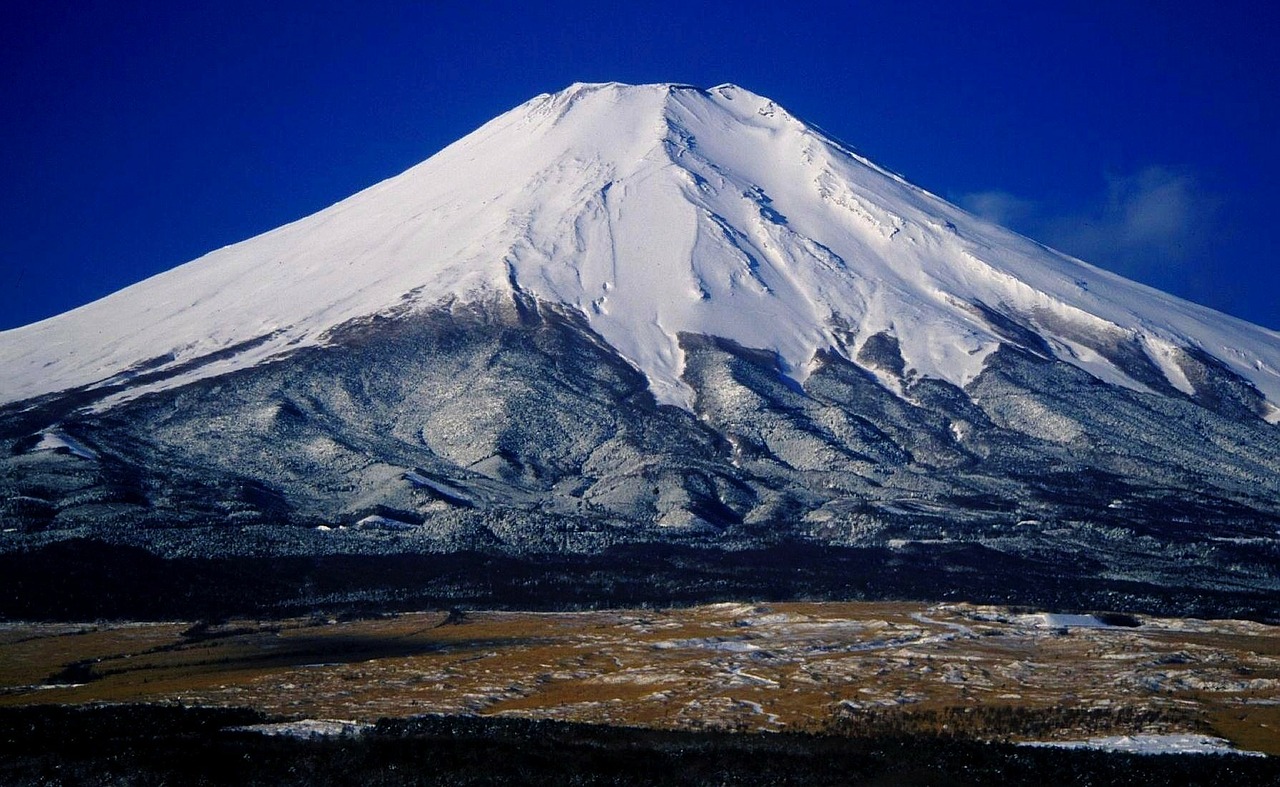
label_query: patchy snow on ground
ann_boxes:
[1014,613,1111,629]
[653,637,760,652]
[233,719,372,738]
[353,515,417,531]
[1020,733,1266,757]
[31,430,98,460]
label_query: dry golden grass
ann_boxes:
[1,603,1276,754]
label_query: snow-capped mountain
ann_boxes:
[2,83,1278,613]
[3,82,1277,418]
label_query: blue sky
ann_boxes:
[3,1,1277,330]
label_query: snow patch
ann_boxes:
[1013,613,1112,629]
[1020,733,1265,757]
[1142,334,1197,395]
[233,719,372,739]
[653,637,760,653]
[31,430,98,460]
[353,515,417,531]
[737,699,784,725]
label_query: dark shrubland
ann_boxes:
[1,705,1275,786]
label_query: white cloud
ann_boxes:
[1054,167,1213,265]
[957,190,1036,227]
[959,167,1220,291]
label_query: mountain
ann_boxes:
[2,83,1278,616]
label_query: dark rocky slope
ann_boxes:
[2,294,1277,615]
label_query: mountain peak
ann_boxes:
[2,84,1278,420]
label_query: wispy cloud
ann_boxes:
[959,167,1221,293]
[956,190,1036,228]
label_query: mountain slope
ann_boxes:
[1,83,1277,614]
[2,82,1278,418]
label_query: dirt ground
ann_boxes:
[2,601,1276,754]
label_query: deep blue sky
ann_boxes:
[3,1,1278,330]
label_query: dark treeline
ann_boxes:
[1,705,1276,786]
[2,538,1277,623]
[825,704,1207,741]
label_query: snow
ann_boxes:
[1020,733,1266,757]
[2,82,1278,413]
[737,699,784,725]
[653,637,760,652]
[1014,613,1112,629]
[353,514,416,531]
[233,719,371,738]
[32,430,98,459]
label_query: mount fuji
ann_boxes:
[3,83,1278,616]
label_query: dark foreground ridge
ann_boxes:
[1,705,1276,787]
[2,538,1276,622]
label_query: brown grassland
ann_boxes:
[1,602,1276,754]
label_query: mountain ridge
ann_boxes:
[2,82,1277,421]
[1,83,1277,615]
